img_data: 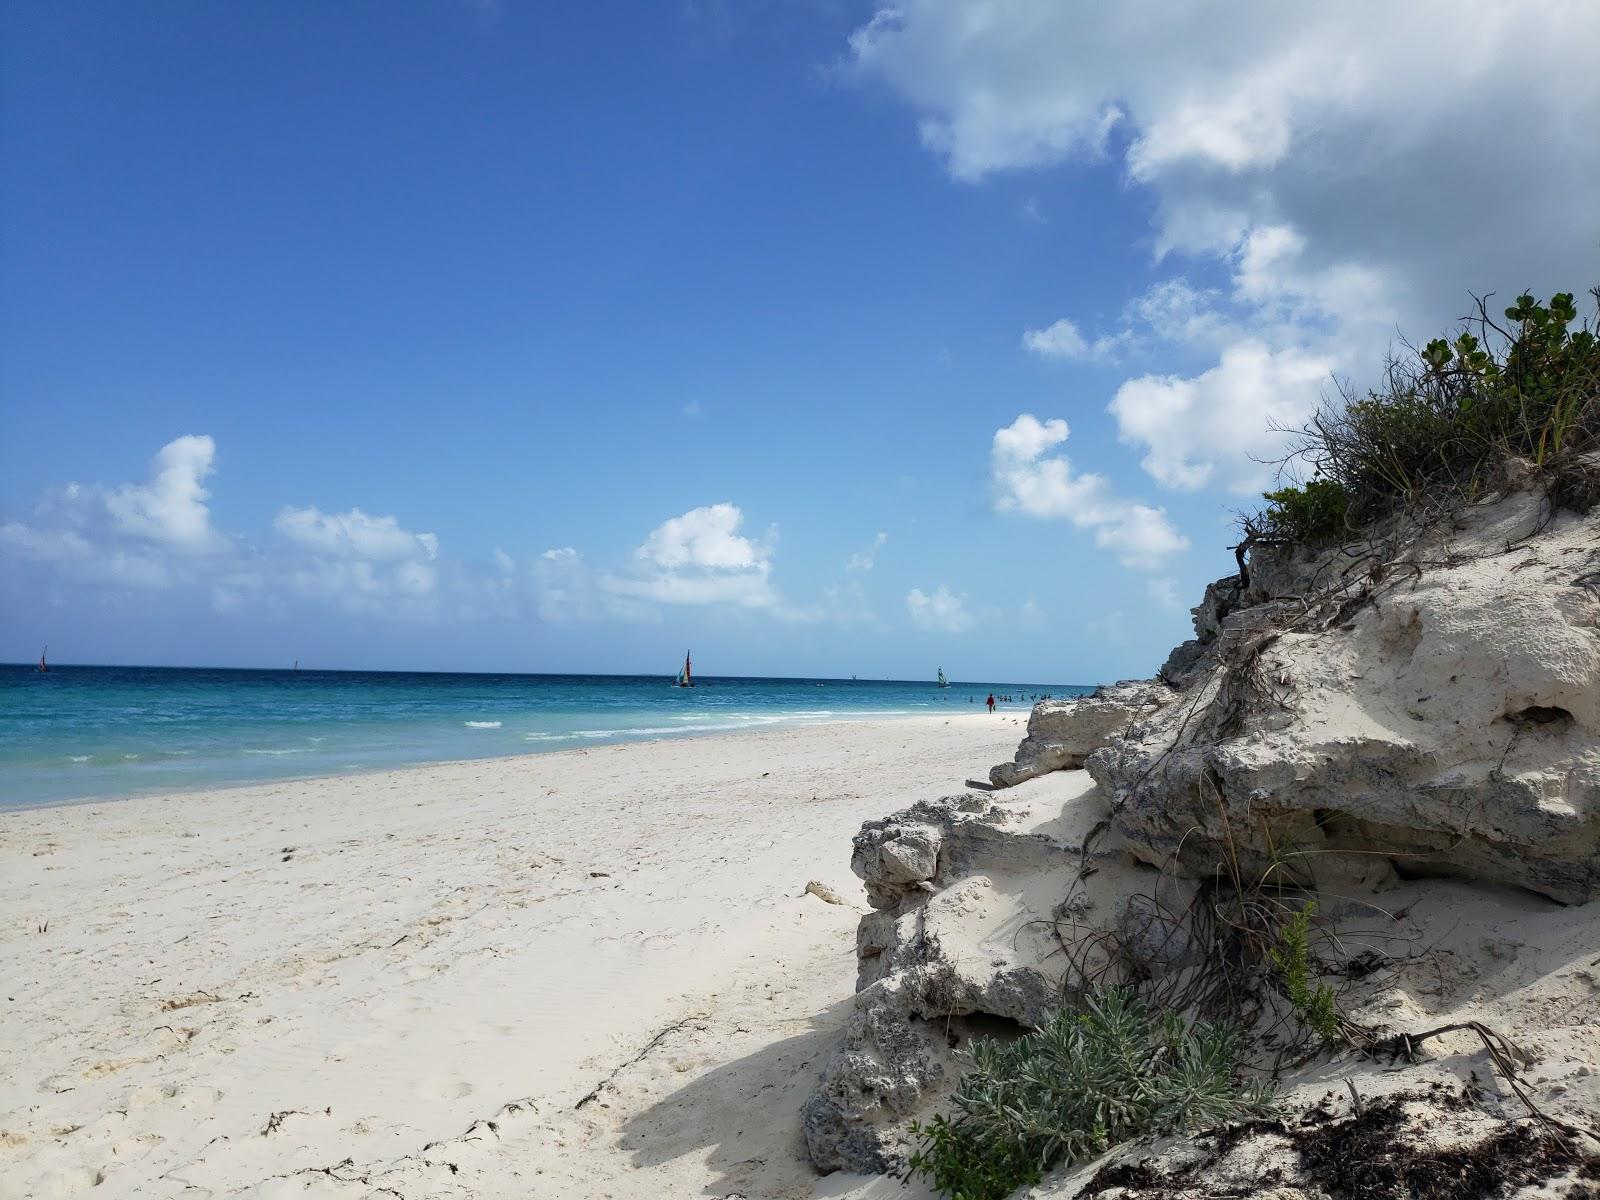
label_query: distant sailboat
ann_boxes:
[673,650,695,688]
[37,645,49,674]
[936,667,949,688]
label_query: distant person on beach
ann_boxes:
[986,693,995,713]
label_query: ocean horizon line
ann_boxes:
[3,661,1086,688]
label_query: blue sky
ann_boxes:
[3,1,1596,681]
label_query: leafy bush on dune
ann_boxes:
[1252,288,1600,543]
[908,987,1275,1200]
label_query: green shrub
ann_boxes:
[1268,903,1341,1044]
[1257,478,1351,543]
[907,1116,1043,1200]
[1261,287,1599,535]
[908,987,1275,1200]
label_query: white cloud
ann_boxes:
[1109,504,1191,572]
[2,449,872,631]
[533,547,658,623]
[0,434,226,589]
[990,414,1188,571]
[848,1,1600,488]
[636,503,772,572]
[622,503,784,611]
[1022,318,1123,362]
[274,506,439,563]
[1125,279,1232,350]
[906,584,973,633]
[1110,342,1332,493]
[0,433,485,624]
[0,519,173,589]
[535,510,881,626]
[104,435,224,550]
[846,531,889,572]
[270,504,442,615]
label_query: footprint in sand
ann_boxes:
[416,1078,474,1101]
[109,1131,163,1160]
[35,1165,106,1196]
[126,1083,180,1109]
[127,1082,224,1111]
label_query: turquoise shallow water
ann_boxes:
[0,665,1090,808]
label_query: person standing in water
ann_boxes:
[986,693,996,713]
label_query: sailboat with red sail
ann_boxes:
[672,650,694,688]
[36,645,49,673]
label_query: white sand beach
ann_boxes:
[0,714,1024,1199]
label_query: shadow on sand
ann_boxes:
[617,994,869,1198]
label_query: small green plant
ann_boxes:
[1258,478,1351,543]
[1269,902,1341,1044]
[908,987,1275,1200]
[907,1115,1042,1200]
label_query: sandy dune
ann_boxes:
[0,714,1022,1198]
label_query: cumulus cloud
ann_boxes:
[636,503,772,572]
[1022,318,1123,362]
[272,504,442,614]
[531,547,657,623]
[534,504,796,620]
[0,434,227,590]
[275,506,439,563]
[104,434,224,550]
[2,447,874,631]
[849,0,1600,488]
[1110,341,1332,493]
[906,584,973,633]
[623,503,783,610]
[0,436,466,620]
[990,414,1188,571]
[846,531,889,572]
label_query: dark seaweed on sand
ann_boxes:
[1077,1084,1600,1200]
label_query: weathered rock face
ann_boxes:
[989,681,1174,788]
[804,789,1094,1173]
[805,475,1600,1181]
[1091,489,1600,904]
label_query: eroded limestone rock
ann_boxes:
[805,792,1084,1173]
[989,681,1174,788]
[1092,490,1600,904]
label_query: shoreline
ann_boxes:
[0,713,1024,1199]
[1,705,1023,814]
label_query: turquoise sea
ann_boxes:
[0,665,1090,809]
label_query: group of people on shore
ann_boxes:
[976,691,1055,712]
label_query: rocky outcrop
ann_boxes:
[989,681,1174,787]
[1091,488,1600,904]
[805,475,1600,1180]
[804,787,1113,1173]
